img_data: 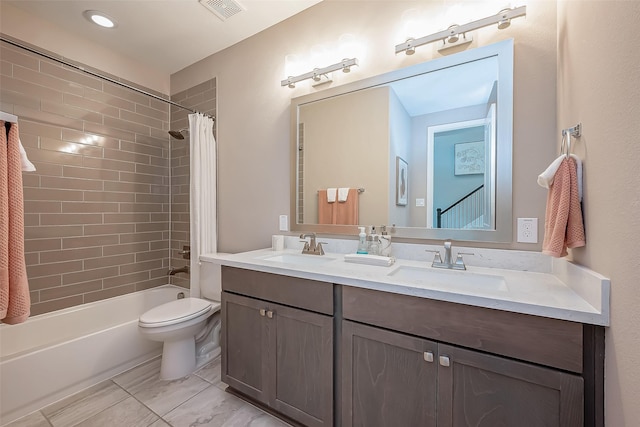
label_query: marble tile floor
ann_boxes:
[6,356,291,427]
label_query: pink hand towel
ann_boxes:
[0,123,9,320]
[318,190,335,224]
[1,122,31,324]
[335,188,359,225]
[542,157,585,257]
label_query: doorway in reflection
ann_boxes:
[427,103,496,230]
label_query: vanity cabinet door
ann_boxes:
[222,291,333,427]
[270,303,333,427]
[221,292,270,403]
[437,343,584,427]
[342,320,438,427]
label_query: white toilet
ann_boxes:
[138,259,223,380]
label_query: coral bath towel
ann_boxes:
[0,122,30,324]
[542,156,585,257]
[335,188,359,225]
[317,190,334,224]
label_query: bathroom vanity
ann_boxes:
[207,243,608,427]
[221,267,334,427]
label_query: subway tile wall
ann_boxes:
[298,123,304,223]
[169,79,217,289]
[0,39,185,316]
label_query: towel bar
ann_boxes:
[317,188,365,193]
[562,123,581,138]
[561,123,581,158]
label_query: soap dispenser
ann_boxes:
[367,226,380,256]
[379,225,392,257]
[357,227,368,254]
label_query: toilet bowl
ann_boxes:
[139,297,221,380]
[139,257,225,380]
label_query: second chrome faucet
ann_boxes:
[427,240,473,270]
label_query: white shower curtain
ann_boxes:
[188,113,216,297]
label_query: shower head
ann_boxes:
[168,128,188,140]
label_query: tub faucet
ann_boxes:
[168,265,190,275]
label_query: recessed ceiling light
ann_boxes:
[83,10,117,28]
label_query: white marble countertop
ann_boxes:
[202,240,610,326]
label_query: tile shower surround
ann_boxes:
[168,79,217,290]
[0,39,216,315]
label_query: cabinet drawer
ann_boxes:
[222,266,333,315]
[342,286,583,373]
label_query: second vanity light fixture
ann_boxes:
[281,58,358,88]
[396,5,526,55]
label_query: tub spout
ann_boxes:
[168,265,190,275]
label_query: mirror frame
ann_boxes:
[290,39,513,242]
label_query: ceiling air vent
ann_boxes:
[199,0,245,21]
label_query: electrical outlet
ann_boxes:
[279,215,288,231]
[517,218,538,243]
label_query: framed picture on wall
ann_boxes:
[396,156,408,206]
[454,141,485,175]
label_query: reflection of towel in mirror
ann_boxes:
[318,189,359,225]
[335,188,359,225]
[542,157,585,257]
[538,154,582,201]
[338,188,349,202]
[327,188,337,203]
[318,190,333,224]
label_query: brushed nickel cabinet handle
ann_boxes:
[439,355,451,367]
[423,351,434,363]
[266,310,274,319]
[259,309,266,317]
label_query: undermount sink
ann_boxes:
[260,253,336,266]
[387,265,508,293]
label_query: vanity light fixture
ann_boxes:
[395,5,526,55]
[281,58,358,88]
[83,10,117,28]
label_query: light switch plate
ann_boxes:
[279,215,288,231]
[517,218,538,243]
[416,198,425,207]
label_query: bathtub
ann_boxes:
[0,285,187,426]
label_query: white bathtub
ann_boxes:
[0,285,188,426]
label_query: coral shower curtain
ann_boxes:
[0,122,30,324]
[188,113,217,297]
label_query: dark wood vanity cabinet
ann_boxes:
[437,343,583,427]
[342,320,583,427]
[342,320,438,427]
[342,286,599,427]
[221,266,603,427]
[221,267,334,427]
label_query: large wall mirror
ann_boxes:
[290,39,513,242]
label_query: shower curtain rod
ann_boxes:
[0,36,215,121]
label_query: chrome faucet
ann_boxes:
[443,240,453,265]
[299,233,327,255]
[168,265,190,275]
[427,240,473,270]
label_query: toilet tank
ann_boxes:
[199,258,223,302]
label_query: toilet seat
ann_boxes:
[139,298,213,328]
